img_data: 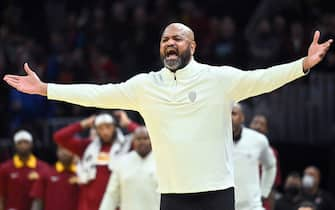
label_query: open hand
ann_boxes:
[303,31,333,71]
[3,63,47,96]
[80,115,96,129]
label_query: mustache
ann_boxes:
[164,46,179,56]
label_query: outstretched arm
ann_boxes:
[3,64,143,111]
[226,31,333,102]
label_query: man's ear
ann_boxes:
[191,41,196,55]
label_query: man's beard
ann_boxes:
[160,46,192,72]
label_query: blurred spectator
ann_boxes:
[1,0,334,142]
[285,21,309,61]
[250,114,282,210]
[100,127,159,210]
[247,18,281,68]
[0,0,334,208]
[9,89,50,133]
[128,6,158,72]
[273,15,287,42]
[0,130,48,210]
[30,146,79,210]
[107,1,130,62]
[274,172,303,210]
[179,1,209,51]
[296,201,317,210]
[272,15,290,63]
[209,16,245,67]
[301,166,335,210]
[89,48,119,83]
[250,114,282,187]
[52,113,133,210]
[320,13,335,72]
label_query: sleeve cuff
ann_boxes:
[47,83,55,100]
[127,121,140,132]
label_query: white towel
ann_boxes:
[77,128,131,184]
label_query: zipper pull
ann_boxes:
[174,74,176,81]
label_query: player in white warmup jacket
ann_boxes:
[99,126,159,210]
[3,23,332,210]
[232,104,276,210]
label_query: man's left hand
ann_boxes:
[303,31,333,72]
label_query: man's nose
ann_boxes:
[166,39,176,46]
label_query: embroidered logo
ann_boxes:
[28,171,39,180]
[159,74,163,82]
[188,91,197,102]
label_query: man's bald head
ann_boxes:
[160,23,196,72]
[162,23,195,42]
[133,126,151,158]
[133,126,149,137]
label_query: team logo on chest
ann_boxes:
[96,152,110,165]
[28,171,39,180]
[188,91,197,102]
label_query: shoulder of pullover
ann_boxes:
[243,127,269,147]
[200,64,244,85]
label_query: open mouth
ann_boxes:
[165,48,179,59]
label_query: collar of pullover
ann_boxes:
[161,57,201,81]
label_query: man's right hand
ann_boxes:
[3,63,47,96]
[80,115,96,129]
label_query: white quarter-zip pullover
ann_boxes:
[233,127,276,210]
[48,58,305,193]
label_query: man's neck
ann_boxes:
[18,154,30,162]
[136,151,150,159]
[100,138,113,146]
[61,161,72,169]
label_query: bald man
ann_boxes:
[3,23,333,210]
[99,127,159,210]
[232,104,276,210]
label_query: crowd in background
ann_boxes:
[1,111,334,210]
[0,0,335,138]
[0,0,335,209]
